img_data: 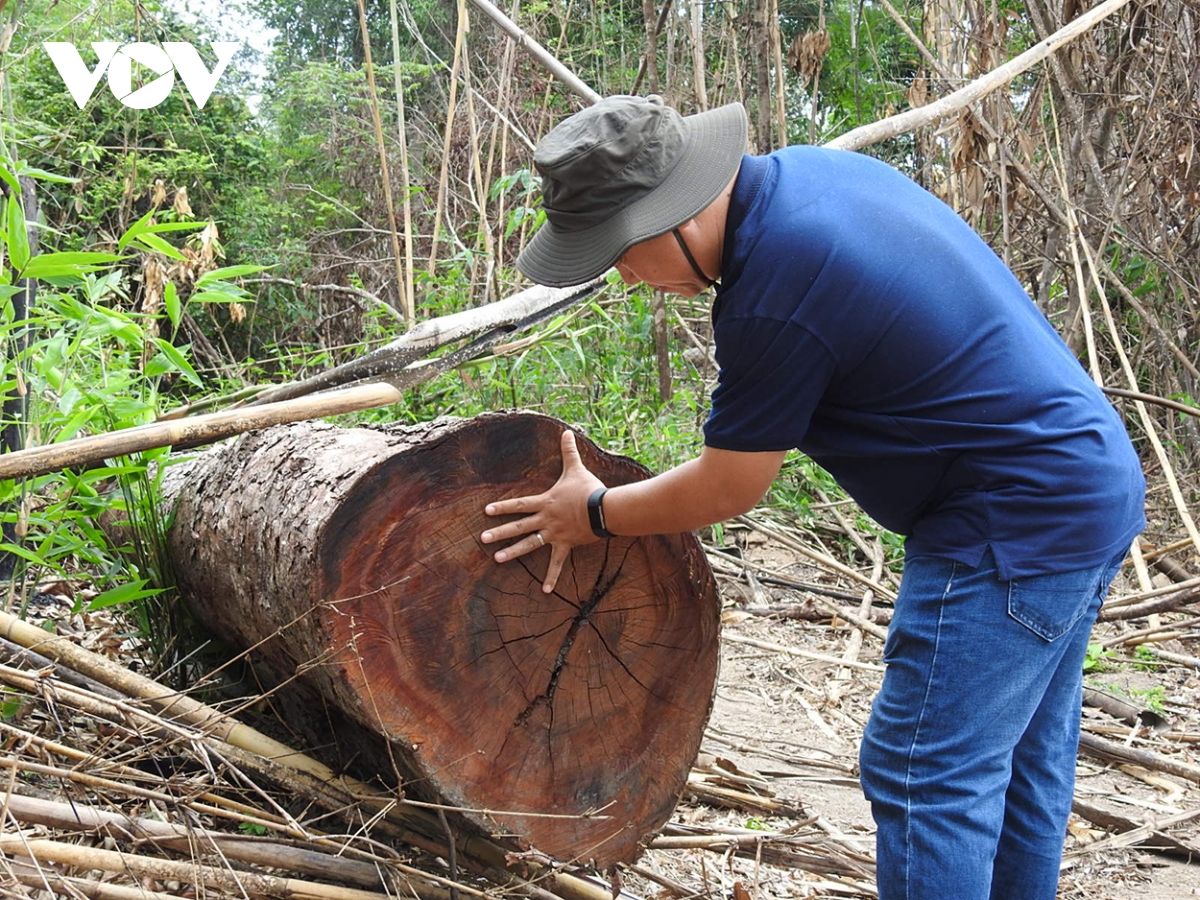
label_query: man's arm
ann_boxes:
[481,430,787,592]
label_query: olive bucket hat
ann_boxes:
[516,95,748,288]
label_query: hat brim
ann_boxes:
[516,102,749,288]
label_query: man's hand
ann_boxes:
[481,430,604,594]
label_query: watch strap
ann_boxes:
[587,486,614,538]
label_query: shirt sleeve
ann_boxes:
[703,316,838,452]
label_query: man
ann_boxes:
[479,95,1145,899]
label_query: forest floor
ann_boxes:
[2,520,1198,898]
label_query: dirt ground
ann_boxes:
[622,526,1200,899]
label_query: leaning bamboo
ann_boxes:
[826,0,1135,151]
[0,280,604,479]
[467,0,601,103]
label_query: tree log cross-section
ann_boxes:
[162,412,720,867]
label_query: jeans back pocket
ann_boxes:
[1007,566,1104,642]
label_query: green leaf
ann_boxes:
[143,220,206,234]
[21,252,122,280]
[0,165,18,194]
[196,264,267,286]
[0,542,49,567]
[15,164,77,185]
[5,194,30,272]
[151,338,202,387]
[88,579,161,611]
[164,281,181,330]
[133,233,185,260]
[118,209,156,251]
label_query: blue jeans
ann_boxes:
[859,549,1125,900]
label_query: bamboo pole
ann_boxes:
[0,383,400,481]
[466,0,600,104]
[826,0,1135,151]
[0,792,395,892]
[0,836,395,900]
[356,0,412,322]
[427,3,467,278]
[388,0,417,318]
[0,280,604,480]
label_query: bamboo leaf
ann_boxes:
[117,209,156,251]
[5,194,30,272]
[87,579,161,611]
[21,252,121,280]
[15,164,77,185]
[164,280,181,330]
[196,264,268,286]
[133,233,185,260]
[151,338,202,387]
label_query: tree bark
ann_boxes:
[161,412,721,867]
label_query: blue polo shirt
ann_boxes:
[704,148,1144,579]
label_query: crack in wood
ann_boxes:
[512,542,626,731]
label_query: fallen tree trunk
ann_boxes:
[161,412,720,868]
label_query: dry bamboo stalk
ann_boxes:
[0,792,395,893]
[458,0,497,302]
[1103,576,1200,610]
[690,0,707,109]
[355,0,411,322]
[0,382,400,481]
[427,2,467,278]
[1079,238,1200,557]
[839,544,884,679]
[826,0,1134,151]
[0,836,394,900]
[0,720,291,832]
[767,0,787,148]
[1062,806,1200,859]
[1070,798,1200,860]
[6,858,184,900]
[387,0,416,317]
[1098,615,1200,648]
[722,633,884,673]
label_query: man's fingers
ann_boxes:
[480,515,540,545]
[492,530,549,564]
[484,494,542,517]
[543,546,569,594]
[559,429,584,472]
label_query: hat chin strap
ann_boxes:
[671,228,718,289]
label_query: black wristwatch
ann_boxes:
[587,486,614,538]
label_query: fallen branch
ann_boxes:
[1078,731,1200,786]
[1071,797,1200,861]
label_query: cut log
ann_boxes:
[161,412,720,867]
